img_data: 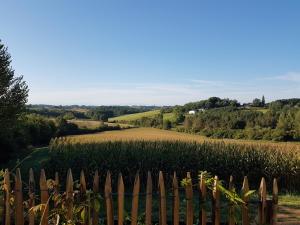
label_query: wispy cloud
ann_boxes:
[190,79,224,86]
[262,72,300,82]
[28,73,300,105]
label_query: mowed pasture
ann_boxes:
[64,127,300,151]
[68,119,134,129]
[108,110,176,123]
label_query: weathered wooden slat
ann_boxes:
[158,171,167,225]
[54,172,59,207]
[258,177,267,225]
[92,170,100,225]
[172,172,179,225]
[199,173,207,225]
[131,172,140,225]
[145,171,152,225]
[15,168,24,225]
[28,168,35,225]
[241,176,249,225]
[80,170,87,224]
[272,178,278,225]
[118,173,124,225]
[105,171,114,225]
[40,169,49,225]
[66,169,74,222]
[185,172,193,225]
[80,170,87,195]
[212,176,220,225]
[4,169,11,225]
[228,175,234,225]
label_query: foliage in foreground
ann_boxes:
[0,40,28,162]
[46,139,300,191]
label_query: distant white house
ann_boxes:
[188,110,196,115]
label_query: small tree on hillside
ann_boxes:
[0,40,28,161]
[163,119,172,130]
[262,95,266,107]
[252,98,262,107]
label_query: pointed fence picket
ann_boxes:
[145,172,152,225]
[1,168,280,225]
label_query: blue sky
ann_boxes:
[1,0,300,105]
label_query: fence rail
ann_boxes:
[2,168,278,225]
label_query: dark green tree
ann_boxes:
[294,110,300,139]
[252,98,262,107]
[274,111,295,141]
[0,40,29,161]
[163,119,172,130]
[262,95,266,107]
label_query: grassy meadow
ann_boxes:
[68,119,134,129]
[108,110,176,123]
[108,109,161,122]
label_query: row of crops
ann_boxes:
[45,138,300,192]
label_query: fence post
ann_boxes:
[145,171,152,225]
[80,170,87,195]
[258,177,267,225]
[54,172,59,208]
[3,169,11,225]
[28,169,35,225]
[228,175,234,225]
[118,173,124,225]
[158,171,167,225]
[241,176,249,225]
[15,168,24,225]
[80,170,87,224]
[212,176,220,225]
[131,172,140,225]
[199,173,207,225]
[185,172,193,225]
[92,170,99,225]
[40,169,49,225]
[272,179,278,225]
[66,169,74,222]
[172,172,179,225]
[105,171,113,225]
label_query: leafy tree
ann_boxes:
[56,117,79,136]
[163,119,172,130]
[252,98,262,107]
[63,112,75,120]
[294,110,300,139]
[0,40,28,161]
[262,95,265,107]
[275,111,295,141]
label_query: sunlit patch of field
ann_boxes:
[108,110,177,123]
[163,112,177,122]
[68,119,134,129]
[68,119,103,129]
[108,110,161,122]
[64,127,300,151]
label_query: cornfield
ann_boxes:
[46,138,300,191]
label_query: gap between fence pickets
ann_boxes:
[2,168,279,225]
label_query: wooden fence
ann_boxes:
[2,168,278,225]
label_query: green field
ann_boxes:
[108,110,176,123]
[68,119,134,129]
[108,110,161,122]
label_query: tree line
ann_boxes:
[183,105,300,141]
